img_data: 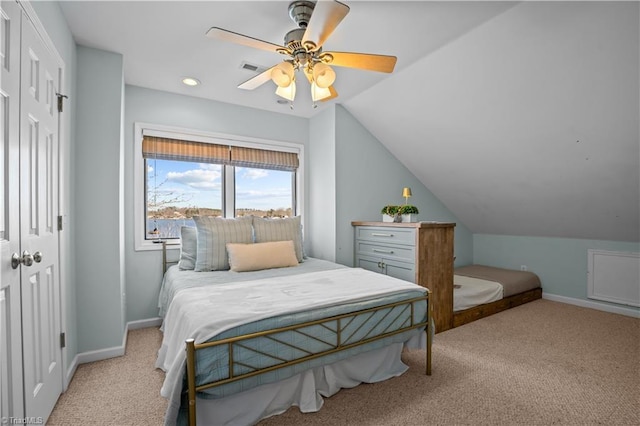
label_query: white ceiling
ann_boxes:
[58,1,639,242]
[58,0,515,118]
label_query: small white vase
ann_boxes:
[402,214,418,223]
[382,214,395,222]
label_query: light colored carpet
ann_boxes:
[47,327,167,425]
[49,299,639,425]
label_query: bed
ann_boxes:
[155,217,432,426]
[452,265,542,327]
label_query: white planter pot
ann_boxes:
[402,214,418,223]
[382,214,396,222]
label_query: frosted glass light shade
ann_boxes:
[310,82,331,102]
[275,80,296,101]
[312,63,336,88]
[271,62,295,87]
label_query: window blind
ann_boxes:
[142,136,229,164]
[142,135,299,171]
[229,146,299,171]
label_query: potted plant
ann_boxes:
[398,205,419,222]
[380,205,400,222]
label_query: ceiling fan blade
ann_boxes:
[238,65,276,90]
[322,85,338,102]
[321,51,397,73]
[302,0,350,51]
[206,27,289,54]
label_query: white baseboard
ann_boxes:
[128,317,162,330]
[67,317,163,379]
[543,292,640,318]
[76,344,125,365]
[64,355,79,390]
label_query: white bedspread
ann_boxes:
[158,267,426,425]
[453,275,503,311]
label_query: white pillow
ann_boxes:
[226,241,299,272]
[178,226,197,270]
[252,216,304,262]
[193,216,253,271]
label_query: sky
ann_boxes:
[147,159,293,211]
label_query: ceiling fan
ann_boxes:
[206,0,397,106]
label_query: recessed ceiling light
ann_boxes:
[181,77,200,87]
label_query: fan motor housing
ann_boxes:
[288,1,315,28]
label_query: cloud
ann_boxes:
[236,187,291,209]
[240,168,269,180]
[147,165,154,173]
[166,168,222,191]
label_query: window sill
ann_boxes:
[135,240,181,252]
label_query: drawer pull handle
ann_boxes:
[371,233,393,237]
[373,249,394,254]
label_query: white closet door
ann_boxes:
[19,5,63,422]
[1,1,63,422]
[0,0,25,420]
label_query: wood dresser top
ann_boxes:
[351,221,456,228]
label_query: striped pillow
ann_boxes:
[193,216,253,271]
[253,216,304,262]
[178,226,197,270]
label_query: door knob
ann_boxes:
[33,251,43,263]
[10,251,36,269]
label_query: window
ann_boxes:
[146,159,223,240]
[235,167,295,219]
[134,124,304,251]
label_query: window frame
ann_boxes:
[134,122,304,251]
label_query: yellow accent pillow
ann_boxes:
[226,240,299,272]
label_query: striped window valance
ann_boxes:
[229,146,299,171]
[142,135,299,171]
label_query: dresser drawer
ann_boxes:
[355,241,415,262]
[354,226,415,246]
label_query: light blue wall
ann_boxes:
[334,105,473,267]
[306,105,473,267]
[474,234,640,313]
[123,85,310,322]
[30,0,78,367]
[307,106,337,261]
[74,46,126,351]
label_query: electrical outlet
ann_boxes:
[520,265,527,271]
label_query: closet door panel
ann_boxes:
[19,9,62,422]
[0,0,25,420]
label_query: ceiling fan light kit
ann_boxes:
[275,80,297,102]
[207,0,397,107]
[312,62,336,88]
[271,62,295,87]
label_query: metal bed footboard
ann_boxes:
[184,292,432,426]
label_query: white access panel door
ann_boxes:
[19,6,62,422]
[588,250,640,307]
[0,0,25,420]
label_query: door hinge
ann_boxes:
[56,93,68,113]
[60,332,66,348]
[57,215,63,231]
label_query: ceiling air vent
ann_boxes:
[240,61,267,73]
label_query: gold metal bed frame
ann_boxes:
[161,242,432,426]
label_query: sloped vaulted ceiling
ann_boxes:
[344,1,640,242]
